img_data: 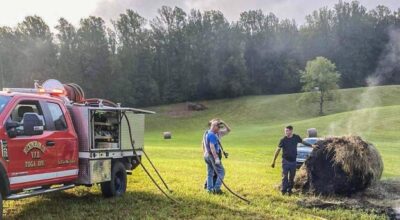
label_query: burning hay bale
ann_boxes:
[295,136,383,195]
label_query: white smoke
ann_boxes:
[328,28,400,136]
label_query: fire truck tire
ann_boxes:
[101,162,127,197]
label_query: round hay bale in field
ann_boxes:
[163,132,172,139]
[295,136,383,196]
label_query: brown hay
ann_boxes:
[295,136,384,195]
[294,166,308,189]
[325,136,383,183]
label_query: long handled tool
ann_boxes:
[123,112,177,202]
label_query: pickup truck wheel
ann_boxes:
[101,162,127,197]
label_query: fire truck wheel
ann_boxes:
[101,162,127,197]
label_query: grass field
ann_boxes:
[4,85,400,219]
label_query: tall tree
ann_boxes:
[76,16,111,98]
[55,18,79,82]
[113,10,159,106]
[15,15,57,86]
[301,57,341,115]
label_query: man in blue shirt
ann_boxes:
[203,119,231,189]
[202,120,225,194]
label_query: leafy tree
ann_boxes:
[114,9,159,106]
[55,18,79,82]
[15,16,57,86]
[76,16,111,98]
[300,56,341,115]
[0,27,18,88]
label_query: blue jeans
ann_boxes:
[282,159,297,193]
[204,154,225,191]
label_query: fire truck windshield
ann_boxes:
[0,95,11,113]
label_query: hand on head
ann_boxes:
[210,120,221,133]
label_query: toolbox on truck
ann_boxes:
[68,105,147,185]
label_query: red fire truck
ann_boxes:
[0,79,153,217]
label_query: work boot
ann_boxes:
[213,189,223,195]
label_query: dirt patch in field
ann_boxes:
[297,179,400,219]
[163,103,194,118]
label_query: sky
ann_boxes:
[0,0,399,30]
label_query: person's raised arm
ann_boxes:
[218,120,231,138]
[298,136,313,147]
[220,120,231,133]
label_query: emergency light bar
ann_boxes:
[3,87,65,96]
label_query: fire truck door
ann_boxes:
[43,102,78,173]
[5,100,59,189]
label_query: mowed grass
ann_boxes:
[4,85,400,219]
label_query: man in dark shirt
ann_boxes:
[271,125,312,195]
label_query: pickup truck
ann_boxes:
[296,137,319,168]
[0,80,153,217]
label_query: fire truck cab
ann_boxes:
[0,80,153,217]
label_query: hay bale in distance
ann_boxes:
[295,136,383,196]
[187,102,207,111]
[163,132,172,139]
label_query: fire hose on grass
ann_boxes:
[209,159,251,204]
[204,133,251,204]
[122,112,177,203]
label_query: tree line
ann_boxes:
[0,1,399,107]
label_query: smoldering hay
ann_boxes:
[294,136,383,195]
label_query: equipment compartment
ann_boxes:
[92,110,120,150]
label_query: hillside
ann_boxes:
[144,85,400,178]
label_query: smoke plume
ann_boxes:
[329,28,400,136]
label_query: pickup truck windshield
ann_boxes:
[0,96,11,113]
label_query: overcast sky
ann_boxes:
[0,0,399,29]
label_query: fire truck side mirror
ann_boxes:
[22,113,44,136]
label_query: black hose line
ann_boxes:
[217,140,229,159]
[122,112,177,203]
[209,159,251,204]
[123,112,172,192]
[142,150,173,193]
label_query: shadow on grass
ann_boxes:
[5,188,268,220]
